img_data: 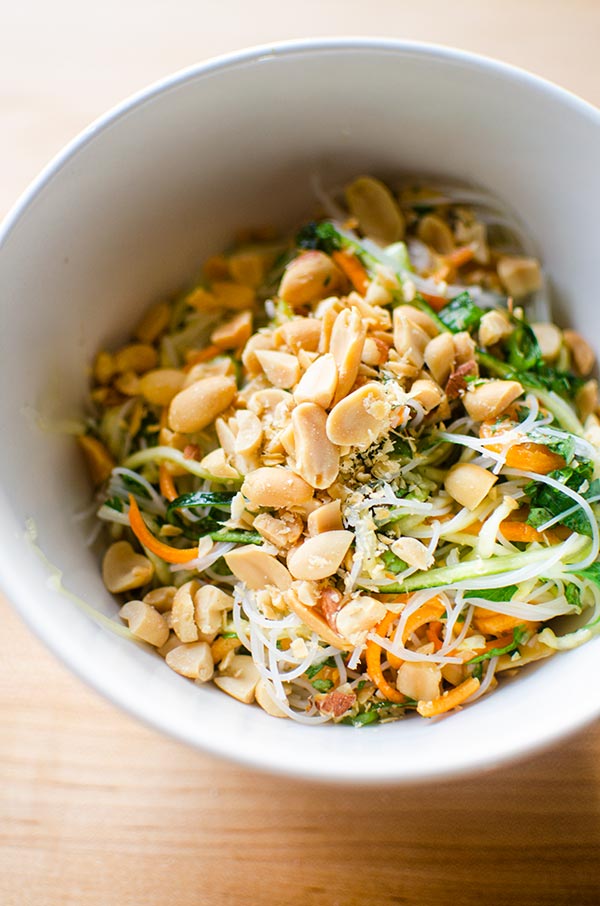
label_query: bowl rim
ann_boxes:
[1,37,600,784]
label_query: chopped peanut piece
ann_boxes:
[166,642,214,681]
[194,586,233,641]
[417,214,454,254]
[214,655,261,703]
[497,256,542,298]
[445,463,498,511]
[120,601,169,648]
[143,586,177,613]
[397,661,442,702]
[424,332,455,386]
[287,531,354,581]
[478,310,513,347]
[292,402,340,489]
[563,329,595,377]
[307,500,343,535]
[225,546,293,590]
[242,467,313,509]
[78,435,115,486]
[336,596,386,645]
[531,322,562,362]
[255,678,288,718]
[345,175,405,244]
[279,251,342,306]
[102,541,154,594]
[211,311,253,350]
[326,382,390,448]
[293,353,338,408]
[168,375,237,433]
[255,349,300,389]
[464,379,524,421]
[171,581,200,643]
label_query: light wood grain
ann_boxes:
[2,3,600,905]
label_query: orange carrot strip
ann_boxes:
[417,676,480,717]
[403,597,446,641]
[159,463,178,502]
[504,442,566,474]
[420,291,448,312]
[426,621,444,652]
[443,245,475,269]
[127,494,199,564]
[332,250,369,295]
[500,520,556,544]
[366,610,405,703]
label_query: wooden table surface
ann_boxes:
[2,3,600,904]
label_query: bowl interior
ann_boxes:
[1,41,599,782]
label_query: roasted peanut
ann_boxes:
[463,379,524,421]
[134,302,170,344]
[293,353,338,408]
[398,305,440,338]
[444,462,498,511]
[335,595,386,645]
[576,379,599,419]
[275,318,321,353]
[563,329,595,377]
[284,588,351,651]
[292,403,339,489]
[453,331,477,365]
[330,308,367,403]
[78,435,115,486]
[119,601,169,647]
[171,580,200,643]
[279,251,342,306]
[211,281,255,311]
[397,661,442,702]
[233,409,263,456]
[211,310,253,349]
[409,378,444,414]
[228,251,267,288]
[287,530,354,581]
[241,467,313,509]
[417,214,454,254]
[166,642,214,681]
[113,343,158,374]
[307,500,343,535]
[255,678,288,717]
[102,541,154,593]
[255,349,300,389]
[168,375,237,433]
[390,537,433,570]
[194,585,233,640]
[326,382,390,448]
[138,368,185,406]
[531,322,562,362]
[478,310,513,347]
[345,175,405,244]
[143,585,177,613]
[242,332,275,374]
[214,655,261,703]
[225,545,293,590]
[200,447,240,480]
[497,256,542,298]
[393,309,429,368]
[253,512,304,548]
[424,332,455,386]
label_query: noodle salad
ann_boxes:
[79,176,600,726]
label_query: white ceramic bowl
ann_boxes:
[1,39,599,784]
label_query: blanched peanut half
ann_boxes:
[399,305,440,338]
[335,595,386,646]
[417,214,454,254]
[307,500,343,536]
[134,301,170,344]
[242,467,313,509]
[210,635,239,664]
[326,382,390,448]
[463,379,524,422]
[234,410,263,456]
[200,447,240,480]
[214,655,261,704]
[287,530,354,581]
[255,349,300,389]
[143,585,177,612]
[345,175,405,244]
[171,580,200,642]
[497,256,542,298]
[576,380,599,420]
[330,308,366,404]
[563,329,595,377]
[138,368,185,406]
[397,661,442,702]
[453,331,476,365]
[119,601,169,648]
[424,332,455,386]
[113,343,158,374]
[183,358,233,388]
[225,545,293,591]
[390,537,434,570]
[393,310,429,368]
[275,318,321,353]
[279,251,343,306]
[478,310,513,347]
[361,337,389,366]
[168,375,237,433]
[211,311,253,350]
[409,378,444,414]
[292,403,339,490]
[531,322,562,362]
[293,353,338,409]
[166,642,214,682]
[195,586,233,640]
[255,678,288,718]
[102,541,154,593]
[445,462,498,511]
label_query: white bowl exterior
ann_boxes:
[1,40,599,783]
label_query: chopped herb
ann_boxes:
[526,464,597,537]
[506,318,542,371]
[209,529,262,544]
[471,662,484,681]
[221,631,239,639]
[381,550,408,574]
[342,710,380,727]
[574,561,600,589]
[306,656,337,679]
[565,584,582,611]
[104,496,124,512]
[296,221,342,255]
[166,490,235,519]
[466,585,518,602]
[312,678,334,693]
[467,625,528,665]
[120,473,151,498]
[438,291,485,334]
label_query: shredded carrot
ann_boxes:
[127,494,199,564]
[443,245,475,269]
[159,463,178,502]
[184,344,221,369]
[474,608,536,636]
[504,442,566,474]
[417,676,480,717]
[426,621,444,651]
[500,519,556,544]
[365,610,405,702]
[386,597,445,669]
[420,291,448,312]
[332,250,369,295]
